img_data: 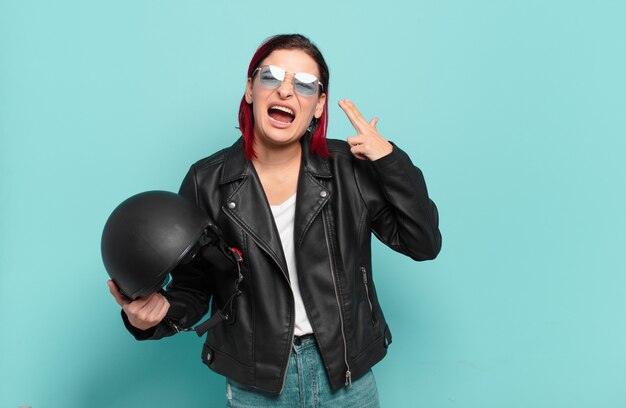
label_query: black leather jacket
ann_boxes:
[123,134,441,394]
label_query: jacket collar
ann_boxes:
[219,132,331,185]
[218,132,333,280]
[300,132,332,179]
[219,137,249,185]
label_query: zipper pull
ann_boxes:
[361,267,368,284]
[345,370,352,387]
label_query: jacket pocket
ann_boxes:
[360,266,375,324]
[350,265,382,359]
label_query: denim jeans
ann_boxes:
[225,336,380,407]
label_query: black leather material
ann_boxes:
[123,133,441,394]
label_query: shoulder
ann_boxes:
[178,138,244,208]
[190,147,229,174]
[326,138,352,158]
[325,138,359,171]
[188,137,243,176]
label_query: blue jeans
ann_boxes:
[226,336,380,407]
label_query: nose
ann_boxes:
[276,73,295,98]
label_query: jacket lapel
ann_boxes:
[294,135,333,249]
[219,139,289,280]
[218,135,333,276]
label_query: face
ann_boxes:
[245,49,326,152]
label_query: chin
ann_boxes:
[266,133,303,147]
[258,122,307,146]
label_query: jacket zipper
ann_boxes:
[222,209,295,393]
[361,266,374,323]
[322,210,352,387]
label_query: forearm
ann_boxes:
[364,144,442,260]
[120,261,212,340]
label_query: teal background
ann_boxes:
[1,0,625,406]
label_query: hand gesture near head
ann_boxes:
[108,280,169,331]
[339,99,393,161]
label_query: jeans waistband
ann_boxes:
[292,333,316,351]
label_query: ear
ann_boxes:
[245,78,253,104]
[314,92,327,119]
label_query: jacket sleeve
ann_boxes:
[355,144,442,261]
[122,165,214,340]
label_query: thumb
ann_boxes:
[369,117,379,129]
[108,279,130,307]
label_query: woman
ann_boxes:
[109,34,441,407]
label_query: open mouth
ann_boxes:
[268,105,295,124]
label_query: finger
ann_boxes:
[349,144,367,160]
[149,293,169,321]
[369,117,379,129]
[122,291,154,315]
[137,292,165,317]
[347,135,365,146]
[108,280,130,306]
[156,297,170,320]
[127,298,167,330]
[125,293,163,323]
[339,99,367,130]
[146,294,168,323]
[339,99,370,133]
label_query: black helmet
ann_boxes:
[101,190,216,300]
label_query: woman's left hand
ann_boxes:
[339,99,393,161]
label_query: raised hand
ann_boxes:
[108,280,169,331]
[339,99,393,161]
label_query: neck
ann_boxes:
[252,140,302,172]
[251,138,302,206]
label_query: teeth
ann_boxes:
[269,105,294,116]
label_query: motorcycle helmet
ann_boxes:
[101,190,218,300]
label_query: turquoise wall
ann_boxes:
[1,1,625,406]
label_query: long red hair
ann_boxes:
[238,34,330,160]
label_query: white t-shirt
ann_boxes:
[270,194,314,336]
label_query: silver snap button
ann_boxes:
[320,191,328,198]
[227,202,236,209]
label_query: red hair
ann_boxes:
[238,34,330,160]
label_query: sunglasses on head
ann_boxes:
[253,65,323,97]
